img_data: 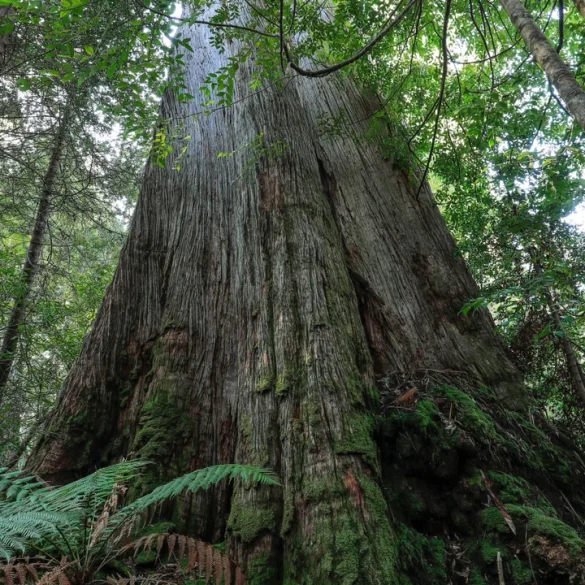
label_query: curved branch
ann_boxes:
[282,0,417,78]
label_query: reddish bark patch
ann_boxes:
[347,242,362,264]
[258,168,284,212]
[162,327,189,353]
[344,470,365,510]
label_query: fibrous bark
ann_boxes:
[27,13,585,585]
[500,0,585,131]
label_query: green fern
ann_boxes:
[0,468,50,503]
[31,460,149,514]
[0,461,150,560]
[120,464,280,518]
[0,510,67,559]
[0,461,280,580]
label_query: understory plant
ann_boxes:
[0,462,279,584]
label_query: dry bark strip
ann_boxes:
[481,470,517,535]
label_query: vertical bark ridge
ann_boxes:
[316,152,402,375]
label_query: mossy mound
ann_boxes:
[378,377,585,584]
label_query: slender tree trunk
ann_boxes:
[545,289,585,406]
[28,16,584,585]
[530,243,585,407]
[0,5,15,71]
[0,104,70,402]
[500,0,585,131]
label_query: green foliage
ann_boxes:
[122,464,280,518]
[0,460,147,559]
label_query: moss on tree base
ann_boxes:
[378,376,585,584]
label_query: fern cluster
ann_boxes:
[0,461,148,560]
[0,462,280,583]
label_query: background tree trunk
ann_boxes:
[544,288,585,406]
[0,5,16,72]
[28,18,575,585]
[0,104,70,403]
[499,0,585,131]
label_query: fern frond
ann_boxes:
[1,561,43,585]
[0,462,276,579]
[0,532,26,560]
[36,563,72,585]
[0,461,148,562]
[120,465,280,518]
[120,533,245,584]
[0,471,49,504]
[0,511,72,560]
[34,461,148,515]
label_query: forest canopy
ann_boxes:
[2,0,585,583]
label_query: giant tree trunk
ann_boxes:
[28,17,585,585]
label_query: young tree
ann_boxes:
[499,0,585,131]
[24,2,585,584]
[0,100,71,400]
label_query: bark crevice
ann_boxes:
[316,152,397,376]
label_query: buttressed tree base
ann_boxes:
[29,12,585,585]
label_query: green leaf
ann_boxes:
[84,45,94,55]
[0,21,15,35]
[16,78,31,91]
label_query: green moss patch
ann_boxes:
[227,492,278,543]
[379,379,585,584]
[396,524,447,585]
[481,505,584,554]
[335,413,378,468]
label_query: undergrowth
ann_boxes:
[0,462,279,584]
